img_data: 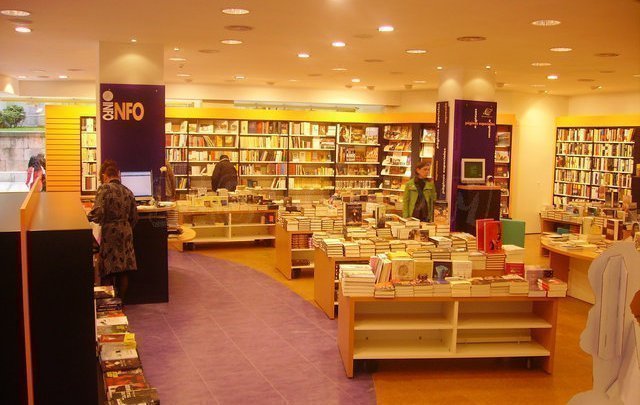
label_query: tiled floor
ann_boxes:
[127,250,375,405]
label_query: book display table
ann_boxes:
[338,293,559,378]
[274,224,315,279]
[540,238,598,304]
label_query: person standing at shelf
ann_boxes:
[402,160,436,222]
[88,160,138,302]
[210,154,238,192]
[25,155,45,191]
[160,159,176,201]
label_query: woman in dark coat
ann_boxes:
[88,160,138,300]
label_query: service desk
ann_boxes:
[540,238,598,304]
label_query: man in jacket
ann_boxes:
[210,155,238,192]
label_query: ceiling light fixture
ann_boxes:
[18,75,27,79]
[413,80,426,84]
[289,79,299,82]
[594,52,620,57]
[531,19,561,26]
[222,8,249,15]
[173,47,180,51]
[378,25,394,32]
[550,47,572,52]
[234,75,245,80]
[351,78,361,83]
[297,52,310,58]
[1,9,31,17]
[58,75,68,79]
[531,62,552,67]
[332,67,347,71]
[221,39,242,45]
[436,66,443,70]
[591,85,602,90]
[457,36,486,42]
[130,38,137,43]
[177,73,191,77]
[169,57,187,62]
[547,74,559,80]
[15,26,31,33]
[332,41,346,47]
[405,49,427,54]
[485,65,492,69]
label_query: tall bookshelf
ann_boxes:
[80,117,97,194]
[335,123,380,193]
[165,119,189,192]
[380,124,412,193]
[419,126,436,177]
[189,119,239,192]
[287,121,336,194]
[553,127,637,206]
[239,120,288,192]
[494,125,512,217]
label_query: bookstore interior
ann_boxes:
[2,2,640,404]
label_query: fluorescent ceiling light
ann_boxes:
[58,75,68,79]
[177,73,191,77]
[221,39,242,45]
[436,66,443,70]
[234,75,246,80]
[297,53,310,58]
[351,78,361,83]
[173,47,180,51]
[547,74,559,80]
[531,62,551,67]
[169,57,187,62]
[531,19,561,26]
[378,25,394,32]
[222,8,249,15]
[332,41,346,47]
[1,9,31,17]
[130,38,137,43]
[332,67,347,71]
[413,80,426,84]
[485,65,492,69]
[550,47,572,52]
[405,49,427,54]
[15,26,31,33]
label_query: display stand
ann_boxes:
[338,292,559,378]
[454,185,501,234]
[274,224,314,279]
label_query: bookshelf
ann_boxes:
[80,117,97,194]
[553,127,637,206]
[335,124,380,193]
[338,294,558,377]
[288,121,336,193]
[239,120,289,191]
[494,126,512,217]
[274,224,315,279]
[190,119,239,192]
[381,124,412,193]
[419,127,436,178]
[165,118,190,191]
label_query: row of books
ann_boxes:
[94,286,159,404]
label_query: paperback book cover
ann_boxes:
[344,202,363,226]
[432,260,453,280]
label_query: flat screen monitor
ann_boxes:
[460,158,486,184]
[120,171,153,200]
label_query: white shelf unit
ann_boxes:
[381,124,413,193]
[335,123,380,193]
[338,294,558,377]
[80,117,98,194]
[178,208,277,247]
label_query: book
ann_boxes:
[108,387,160,404]
[101,358,143,372]
[432,260,453,280]
[344,202,363,226]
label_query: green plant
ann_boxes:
[0,104,26,128]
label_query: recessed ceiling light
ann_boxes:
[351,78,361,83]
[173,47,180,51]
[413,80,426,84]
[198,49,219,54]
[485,65,492,69]
[234,75,245,80]
[15,26,31,33]
[578,78,595,82]
[436,66,443,70]
[364,59,383,63]
[594,52,619,57]
[225,25,253,31]
[18,75,27,79]
[378,25,394,32]
[297,52,310,58]
[1,9,31,17]
[547,74,559,80]
[58,75,68,79]
[405,49,427,54]
[168,57,187,62]
[332,67,347,71]
[332,41,346,47]
[221,39,242,45]
[591,85,602,90]
[130,38,137,43]
[289,79,299,82]
[222,8,249,15]
[531,62,552,67]
[550,47,572,52]
[177,73,191,77]
[531,19,561,26]
[457,36,486,42]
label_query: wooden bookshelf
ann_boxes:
[335,124,380,193]
[274,224,315,279]
[338,293,559,377]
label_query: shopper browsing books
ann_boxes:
[402,160,436,222]
[88,160,138,301]
[210,154,238,192]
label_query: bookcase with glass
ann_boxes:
[80,117,98,194]
[335,124,380,193]
[494,125,513,217]
[288,121,336,193]
[380,124,413,193]
[238,120,289,192]
[553,127,637,206]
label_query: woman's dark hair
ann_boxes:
[414,160,431,176]
[28,156,37,168]
[100,160,119,179]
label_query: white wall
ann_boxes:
[568,91,640,115]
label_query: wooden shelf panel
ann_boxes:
[455,342,550,357]
[355,314,454,331]
[354,340,451,359]
[457,313,552,329]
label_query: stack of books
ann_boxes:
[340,265,376,296]
[389,240,406,252]
[433,279,452,297]
[393,280,414,297]
[374,282,395,298]
[487,276,510,296]
[376,228,393,239]
[322,238,344,257]
[429,235,452,248]
[469,251,487,271]
[357,239,376,257]
[414,258,434,279]
[447,277,471,297]
[450,235,468,251]
[413,278,434,297]
[450,248,470,262]
[525,265,554,297]
[452,260,473,278]
[296,217,311,231]
[430,248,451,261]
[343,241,360,257]
[372,237,391,254]
[435,223,450,236]
[485,252,506,273]
[291,233,312,249]
[503,274,529,295]
[503,244,525,276]
[470,277,492,297]
[538,277,568,297]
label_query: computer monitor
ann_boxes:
[120,171,153,200]
[460,158,486,184]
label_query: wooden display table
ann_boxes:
[338,293,559,378]
[314,248,371,319]
[274,224,315,279]
[540,238,598,304]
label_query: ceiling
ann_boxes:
[1,0,640,97]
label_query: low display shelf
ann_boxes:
[338,294,558,377]
[178,207,277,248]
[274,224,315,279]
